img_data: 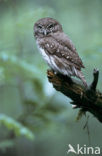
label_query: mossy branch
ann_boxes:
[47,69,102,123]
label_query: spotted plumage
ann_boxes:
[34,17,87,87]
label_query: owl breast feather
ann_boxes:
[37,42,73,76]
[37,43,57,69]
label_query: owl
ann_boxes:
[34,17,87,87]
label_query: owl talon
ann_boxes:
[54,71,57,75]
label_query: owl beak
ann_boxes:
[43,29,47,35]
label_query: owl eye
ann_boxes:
[38,25,42,29]
[48,24,54,29]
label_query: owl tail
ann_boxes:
[75,69,87,88]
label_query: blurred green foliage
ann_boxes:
[0,0,102,156]
[0,114,34,139]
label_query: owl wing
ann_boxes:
[39,33,84,70]
[52,32,85,69]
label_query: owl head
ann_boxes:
[34,17,63,38]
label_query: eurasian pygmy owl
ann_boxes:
[34,17,87,87]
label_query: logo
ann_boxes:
[67,144,101,155]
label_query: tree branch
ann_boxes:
[47,69,102,123]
